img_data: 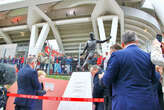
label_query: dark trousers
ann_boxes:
[31,100,43,110]
[96,103,104,110]
[15,105,31,110]
[40,63,44,70]
[157,83,164,110]
[45,64,48,72]
[52,64,55,73]
[95,101,112,110]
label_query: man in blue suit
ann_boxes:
[102,31,161,110]
[14,57,41,110]
[90,65,111,110]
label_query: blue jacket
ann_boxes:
[93,70,112,110]
[102,45,161,110]
[154,72,164,110]
[65,58,72,65]
[14,64,41,107]
[93,71,105,99]
[32,82,46,110]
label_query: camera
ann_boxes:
[156,34,162,42]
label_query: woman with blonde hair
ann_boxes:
[32,70,47,110]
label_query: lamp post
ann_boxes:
[3,48,6,64]
[78,43,81,67]
[46,41,52,75]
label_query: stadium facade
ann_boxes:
[0,0,163,56]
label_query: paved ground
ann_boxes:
[6,78,68,110]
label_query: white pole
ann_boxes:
[97,16,119,56]
[97,17,107,56]
[110,16,119,45]
[28,25,38,55]
[33,23,50,56]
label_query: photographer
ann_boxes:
[0,87,7,110]
[151,36,164,84]
[151,35,164,110]
[0,64,16,110]
[151,39,164,66]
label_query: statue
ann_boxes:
[80,32,111,69]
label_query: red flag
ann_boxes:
[45,46,50,55]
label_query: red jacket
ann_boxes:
[97,56,103,65]
[20,57,24,64]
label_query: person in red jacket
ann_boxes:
[19,56,24,69]
[97,55,103,66]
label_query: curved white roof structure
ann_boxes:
[0,0,163,55]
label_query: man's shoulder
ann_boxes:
[111,49,125,56]
[112,47,151,64]
[114,46,149,54]
[22,65,36,73]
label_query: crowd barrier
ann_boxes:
[6,72,109,110]
[7,93,109,110]
[7,93,104,102]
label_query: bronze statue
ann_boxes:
[80,32,111,69]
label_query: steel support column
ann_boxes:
[28,25,38,55]
[97,18,107,56]
[32,23,50,56]
[0,29,12,44]
[32,5,65,53]
[97,16,118,56]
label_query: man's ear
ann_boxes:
[136,40,139,44]
[121,43,125,48]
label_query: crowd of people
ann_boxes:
[37,52,111,74]
[0,52,111,75]
[14,56,47,110]
[89,31,164,110]
[1,31,164,110]
[0,56,24,71]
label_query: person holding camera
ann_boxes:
[101,31,161,110]
[0,87,7,110]
[0,64,16,110]
[151,34,164,110]
[151,35,164,66]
